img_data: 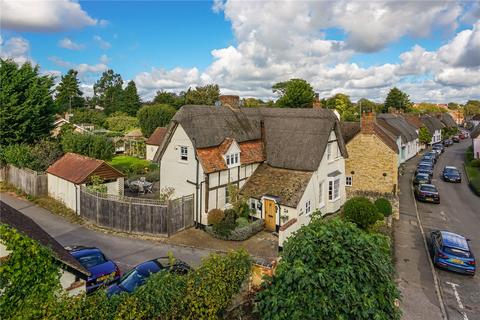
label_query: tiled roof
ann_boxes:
[46,153,124,184]
[240,164,313,208]
[197,139,264,174]
[0,201,90,278]
[146,127,167,146]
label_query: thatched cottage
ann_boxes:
[154,105,347,246]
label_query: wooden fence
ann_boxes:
[79,187,194,236]
[0,165,47,197]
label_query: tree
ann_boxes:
[325,93,358,120]
[105,112,139,133]
[93,69,124,115]
[137,104,176,137]
[70,109,106,127]
[242,97,264,107]
[418,126,432,145]
[119,80,141,116]
[411,102,447,114]
[0,60,56,146]
[55,69,84,113]
[184,84,220,105]
[383,87,412,113]
[61,133,115,160]
[447,102,460,110]
[357,98,383,113]
[464,100,480,117]
[272,78,315,108]
[153,90,185,109]
[256,218,401,320]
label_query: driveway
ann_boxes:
[0,193,211,272]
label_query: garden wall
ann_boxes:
[0,165,47,197]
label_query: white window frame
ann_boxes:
[225,152,240,168]
[250,198,256,211]
[346,176,352,187]
[179,146,188,161]
[328,178,341,202]
[305,200,311,215]
[327,143,332,161]
[318,181,325,208]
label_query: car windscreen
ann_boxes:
[417,165,432,171]
[444,169,459,175]
[77,252,107,269]
[118,269,148,293]
[420,185,437,192]
[443,246,471,258]
[416,174,429,180]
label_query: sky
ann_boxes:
[1,0,480,103]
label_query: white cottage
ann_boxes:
[145,127,167,161]
[46,153,124,212]
[472,125,480,159]
[420,115,445,145]
[377,114,419,164]
[0,201,90,295]
[154,105,347,246]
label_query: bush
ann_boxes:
[207,209,225,225]
[212,216,236,237]
[256,218,401,320]
[236,217,249,228]
[471,159,480,168]
[343,196,383,229]
[206,219,264,241]
[61,133,115,161]
[70,109,106,127]
[0,140,63,172]
[137,104,176,137]
[0,144,35,168]
[375,198,393,217]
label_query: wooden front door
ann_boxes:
[264,199,276,232]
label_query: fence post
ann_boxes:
[128,197,132,232]
[181,196,185,229]
[167,200,172,237]
[96,191,100,225]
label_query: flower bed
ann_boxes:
[206,219,264,241]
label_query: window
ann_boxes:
[305,200,311,215]
[327,143,332,160]
[328,178,340,201]
[225,187,230,204]
[346,176,352,187]
[225,153,240,167]
[319,182,325,207]
[180,146,188,161]
[250,199,256,210]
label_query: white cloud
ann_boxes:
[1,0,101,32]
[99,54,109,64]
[58,37,84,50]
[93,36,111,49]
[0,36,30,64]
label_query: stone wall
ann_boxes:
[345,133,398,195]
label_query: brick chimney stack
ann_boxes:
[219,95,240,108]
[361,112,375,134]
[313,93,321,109]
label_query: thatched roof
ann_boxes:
[340,122,360,143]
[435,113,457,128]
[471,124,480,139]
[240,164,313,208]
[420,115,445,135]
[340,121,398,153]
[377,114,418,143]
[156,106,347,172]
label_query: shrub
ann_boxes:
[236,217,249,228]
[343,196,383,229]
[256,218,401,320]
[207,209,225,225]
[206,219,264,241]
[375,198,393,217]
[137,104,176,137]
[0,140,63,172]
[471,159,480,168]
[0,144,35,168]
[212,217,236,237]
[61,133,115,161]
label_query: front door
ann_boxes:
[264,199,276,231]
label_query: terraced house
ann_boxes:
[154,102,347,246]
[420,115,445,145]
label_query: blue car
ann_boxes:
[106,257,191,296]
[442,166,462,183]
[430,231,476,275]
[66,246,121,293]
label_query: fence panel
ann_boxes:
[0,165,47,197]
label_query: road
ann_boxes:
[396,140,480,320]
[0,193,211,272]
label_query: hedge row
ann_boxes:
[206,219,265,241]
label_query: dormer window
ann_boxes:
[225,153,240,167]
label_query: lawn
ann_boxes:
[464,147,480,195]
[109,155,158,177]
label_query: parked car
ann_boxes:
[414,183,440,204]
[432,143,444,154]
[443,139,453,147]
[106,257,191,296]
[415,164,434,177]
[422,153,436,165]
[442,166,462,183]
[462,131,470,138]
[66,246,121,293]
[413,173,431,186]
[459,133,465,139]
[452,136,460,143]
[430,230,475,275]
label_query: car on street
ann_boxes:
[443,139,453,147]
[416,164,434,177]
[442,166,462,183]
[413,173,431,186]
[432,143,444,154]
[422,154,436,165]
[452,135,460,143]
[430,230,476,275]
[414,183,440,204]
[459,132,465,139]
[106,257,191,296]
[66,246,121,293]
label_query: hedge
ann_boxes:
[206,219,265,241]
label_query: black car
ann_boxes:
[106,257,191,296]
[414,184,440,204]
[426,151,439,161]
[452,136,460,143]
[442,166,462,183]
[420,157,435,167]
[432,143,444,153]
[443,139,453,147]
[414,173,431,186]
[416,164,434,177]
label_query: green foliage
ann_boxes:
[418,126,432,145]
[235,217,249,228]
[325,93,358,120]
[0,59,56,146]
[108,155,152,175]
[0,139,62,172]
[463,100,480,117]
[465,146,480,195]
[357,98,383,114]
[0,225,61,320]
[87,175,107,193]
[0,144,35,168]
[153,90,185,109]
[343,196,383,229]
[442,126,458,138]
[207,208,225,225]
[383,87,412,113]
[61,132,115,161]
[256,218,401,320]
[94,69,124,115]
[70,109,106,127]
[242,97,264,107]
[471,159,480,168]
[119,80,142,116]
[272,78,315,108]
[212,213,237,237]
[137,104,177,137]
[105,112,139,133]
[375,198,393,217]
[55,69,84,112]
[184,84,220,105]
[411,102,447,114]
[183,250,252,319]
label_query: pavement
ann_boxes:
[395,140,480,320]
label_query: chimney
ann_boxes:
[361,112,375,134]
[313,93,321,109]
[219,95,240,109]
[260,120,267,159]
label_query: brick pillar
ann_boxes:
[361,112,375,134]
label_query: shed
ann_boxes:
[46,153,124,211]
[145,127,167,161]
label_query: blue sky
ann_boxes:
[1,1,479,102]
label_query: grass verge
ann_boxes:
[464,147,480,196]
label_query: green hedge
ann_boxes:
[343,196,383,229]
[465,147,480,196]
[206,219,265,241]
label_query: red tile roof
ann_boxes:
[197,139,264,174]
[47,153,124,184]
[146,127,168,146]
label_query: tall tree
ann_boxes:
[119,80,141,116]
[184,84,220,105]
[272,79,315,108]
[356,98,382,114]
[464,100,480,116]
[137,104,176,137]
[383,87,412,113]
[153,90,185,109]
[54,69,84,113]
[418,126,432,146]
[326,93,357,121]
[0,60,56,145]
[93,69,123,115]
[242,97,264,108]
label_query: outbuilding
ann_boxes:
[46,153,124,211]
[145,127,167,161]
